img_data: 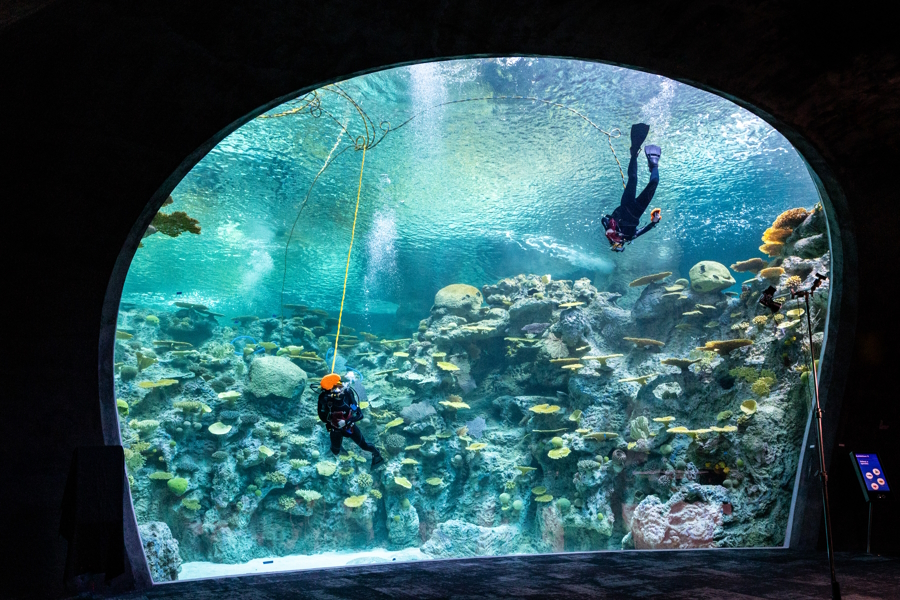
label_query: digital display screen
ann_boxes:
[855,453,890,492]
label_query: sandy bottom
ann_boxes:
[178,547,432,580]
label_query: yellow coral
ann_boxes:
[316,462,337,476]
[439,401,470,410]
[784,275,802,288]
[531,486,547,495]
[384,418,404,429]
[436,361,460,371]
[426,477,443,485]
[618,374,656,385]
[467,442,487,451]
[529,404,561,414]
[762,227,793,243]
[740,399,758,415]
[582,432,618,441]
[548,447,571,459]
[137,379,178,388]
[752,315,769,326]
[535,494,554,503]
[759,242,784,257]
[558,302,585,308]
[628,272,673,287]
[344,495,368,508]
[653,416,676,423]
[393,476,412,489]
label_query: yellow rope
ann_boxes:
[331,144,366,373]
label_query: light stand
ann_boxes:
[790,274,841,600]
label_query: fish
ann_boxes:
[521,323,550,334]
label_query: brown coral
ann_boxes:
[772,207,809,229]
[628,272,673,287]
[696,339,753,354]
[660,357,701,370]
[730,258,767,273]
[758,267,785,281]
[152,211,201,237]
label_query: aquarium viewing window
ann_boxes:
[113,57,834,581]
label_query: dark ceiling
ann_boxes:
[1,2,898,598]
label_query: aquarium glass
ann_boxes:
[115,57,833,581]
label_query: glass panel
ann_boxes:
[114,57,831,581]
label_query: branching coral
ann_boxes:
[751,377,775,396]
[278,496,297,511]
[265,471,287,485]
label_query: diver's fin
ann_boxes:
[371,453,384,469]
[645,145,661,169]
[630,123,650,151]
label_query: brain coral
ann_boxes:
[688,261,735,293]
[434,284,483,314]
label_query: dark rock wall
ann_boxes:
[1,2,897,598]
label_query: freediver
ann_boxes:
[601,123,662,252]
[316,373,384,468]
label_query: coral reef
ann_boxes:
[117,204,826,572]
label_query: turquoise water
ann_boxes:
[126,57,817,332]
[117,58,829,580]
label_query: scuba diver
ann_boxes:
[316,373,384,468]
[601,123,662,252]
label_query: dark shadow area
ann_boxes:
[118,550,899,600]
[0,2,897,599]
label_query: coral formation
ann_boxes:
[118,202,826,569]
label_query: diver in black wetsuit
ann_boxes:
[316,373,383,468]
[601,123,662,252]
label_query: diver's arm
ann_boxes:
[631,220,658,240]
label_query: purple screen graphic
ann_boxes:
[855,454,890,492]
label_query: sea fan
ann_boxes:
[543,333,569,359]
[466,417,486,439]
[400,402,436,423]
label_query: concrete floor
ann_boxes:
[106,550,898,600]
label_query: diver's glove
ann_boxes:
[651,208,662,224]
